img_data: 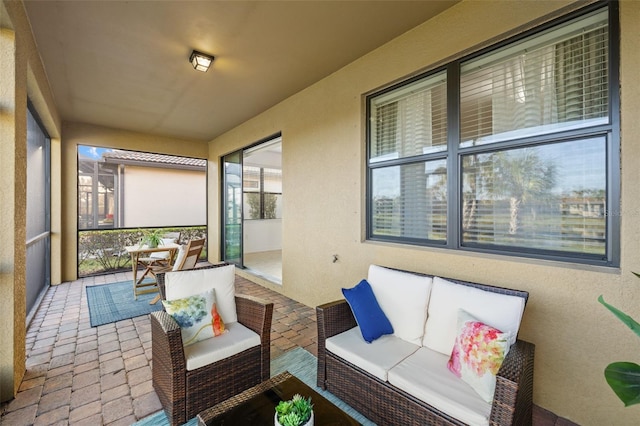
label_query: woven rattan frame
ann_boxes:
[316,270,535,426]
[151,264,274,425]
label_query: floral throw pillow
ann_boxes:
[447,309,511,402]
[162,288,227,346]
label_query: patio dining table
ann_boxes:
[125,243,180,300]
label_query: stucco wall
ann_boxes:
[1,0,62,401]
[208,1,640,424]
[122,166,206,227]
[62,122,209,281]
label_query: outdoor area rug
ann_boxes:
[86,280,162,327]
[133,347,376,426]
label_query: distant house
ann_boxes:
[78,150,206,229]
[561,196,605,218]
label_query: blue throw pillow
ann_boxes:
[342,279,394,343]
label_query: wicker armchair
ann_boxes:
[151,264,273,425]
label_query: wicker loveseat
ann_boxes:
[316,265,535,426]
[151,264,273,425]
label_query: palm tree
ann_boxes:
[488,148,556,235]
[462,156,486,237]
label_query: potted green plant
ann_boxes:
[599,277,640,406]
[274,393,313,426]
[141,229,163,248]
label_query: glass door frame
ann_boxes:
[221,149,243,267]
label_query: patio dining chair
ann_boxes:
[138,236,204,282]
[135,231,181,284]
[145,237,206,305]
[170,237,205,272]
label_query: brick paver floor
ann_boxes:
[0,267,316,425]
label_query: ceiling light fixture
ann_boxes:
[189,50,214,72]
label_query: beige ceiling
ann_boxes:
[23,0,458,142]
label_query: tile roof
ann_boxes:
[102,150,206,168]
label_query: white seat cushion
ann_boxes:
[367,265,433,345]
[165,265,237,323]
[184,322,260,371]
[423,277,525,355]
[388,347,492,426]
[150,238,178,259]
[325,326,419,381]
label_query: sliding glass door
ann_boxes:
[221,136,283,281]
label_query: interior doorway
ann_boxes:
[222,135,282,283]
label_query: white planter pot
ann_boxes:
[274,410,314,426]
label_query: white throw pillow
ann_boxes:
[367,265,433,345]
[165,265,237,323]
[423,277,525,355]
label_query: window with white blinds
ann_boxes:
[366,4,618,266]
[460,9,608,148]
[370,72,448,163]
[371,160,447,241]
[461,137,606,255]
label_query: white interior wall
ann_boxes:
[243,219,282,253]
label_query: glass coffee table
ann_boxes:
[197,371,361,425]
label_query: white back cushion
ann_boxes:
[423,277,526,355]
[171,244,187,271]
[165,265,237,323]
[367,265,433,345]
